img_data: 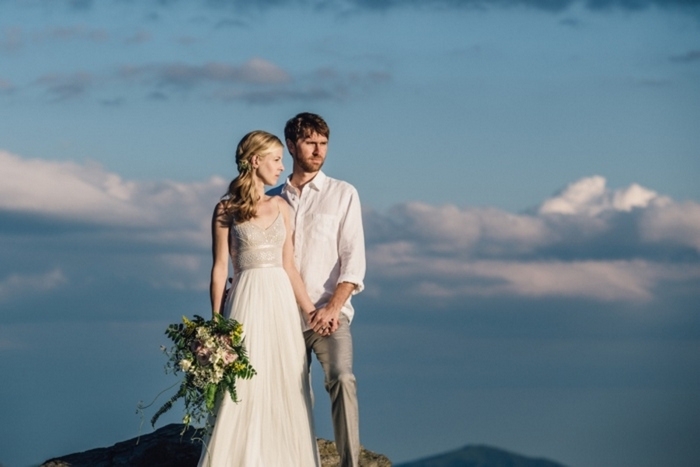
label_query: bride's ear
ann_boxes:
[251,155,260,169]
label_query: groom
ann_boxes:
[269,112,366,467]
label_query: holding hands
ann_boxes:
[306,282,356,336]
[309,305,341,336]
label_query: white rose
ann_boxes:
[179,359,193,372]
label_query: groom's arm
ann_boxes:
[336,185,366,294]
[310,282,356,334]
[310,186,366,335]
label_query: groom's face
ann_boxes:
[287,132,328,174]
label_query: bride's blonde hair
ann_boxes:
[220,130,283,223]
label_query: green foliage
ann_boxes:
[145,314,256,434]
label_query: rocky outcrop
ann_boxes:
[317,438,392,467]
[41,424,201,467]
[41,423,392,467]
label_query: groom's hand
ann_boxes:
[310,305,340,336]
[311,282,355,336]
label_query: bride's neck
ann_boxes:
[252,177,266,200]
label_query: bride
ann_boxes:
[198,130,321,466]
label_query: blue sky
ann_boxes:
[1,1,699,466]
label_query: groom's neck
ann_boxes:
[290,170,319,192]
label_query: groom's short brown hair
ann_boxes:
[284,112,330,143]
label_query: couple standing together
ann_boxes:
[199,113,366,466]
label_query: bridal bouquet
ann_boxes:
[147,314,256,431]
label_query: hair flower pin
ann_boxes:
[237,160,251,172]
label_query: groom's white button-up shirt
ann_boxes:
[269,171,365,330]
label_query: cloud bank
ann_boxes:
[13,0,698,14]
[1,148,699,467]
[0,150,225,233]
[118,58,292,89]
[364,176,700,303]
[1,151,699,322]
[15,57,390,104]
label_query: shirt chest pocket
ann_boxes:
[310,213,339,242]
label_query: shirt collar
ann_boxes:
[283,170,327,195]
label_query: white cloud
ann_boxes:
[118,58,291,88]
[371,256,661,301]
[367,202,551,257]
[0,151,228,306]
[0,150,142,223]
[640,201,700,251]
[239,58,291,84]
[115,59,387,103]
[612,183,661,212]
[0,268,67,301]
[1,155,698,305]
[367,176,700,303]
[0,150,226,239]
[10,53,388,105]
[539,175,667,216]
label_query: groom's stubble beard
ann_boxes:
[293,153,325,173]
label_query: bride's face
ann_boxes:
[255,146,284,186]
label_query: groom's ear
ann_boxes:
[285,138,296,156]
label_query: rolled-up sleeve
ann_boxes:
[337,186,366,294]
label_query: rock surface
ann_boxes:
[317,438,392,467]
[41,423,392,467]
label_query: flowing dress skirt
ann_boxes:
[197,266,320,467]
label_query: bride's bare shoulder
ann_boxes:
[213,201,233,227]
[270,195,286,209]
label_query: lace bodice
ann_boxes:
[231,213,285,272]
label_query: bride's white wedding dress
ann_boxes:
[198,212,320,467]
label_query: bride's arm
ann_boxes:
[210,202,230,316]
[279,198,316,322]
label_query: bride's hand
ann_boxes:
[310,306,340,336]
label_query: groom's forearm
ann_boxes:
[325,281,356,315]
[309,281,356,334]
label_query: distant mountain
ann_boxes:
[394,444,568,467]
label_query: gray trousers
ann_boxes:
[304,314,359,467]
